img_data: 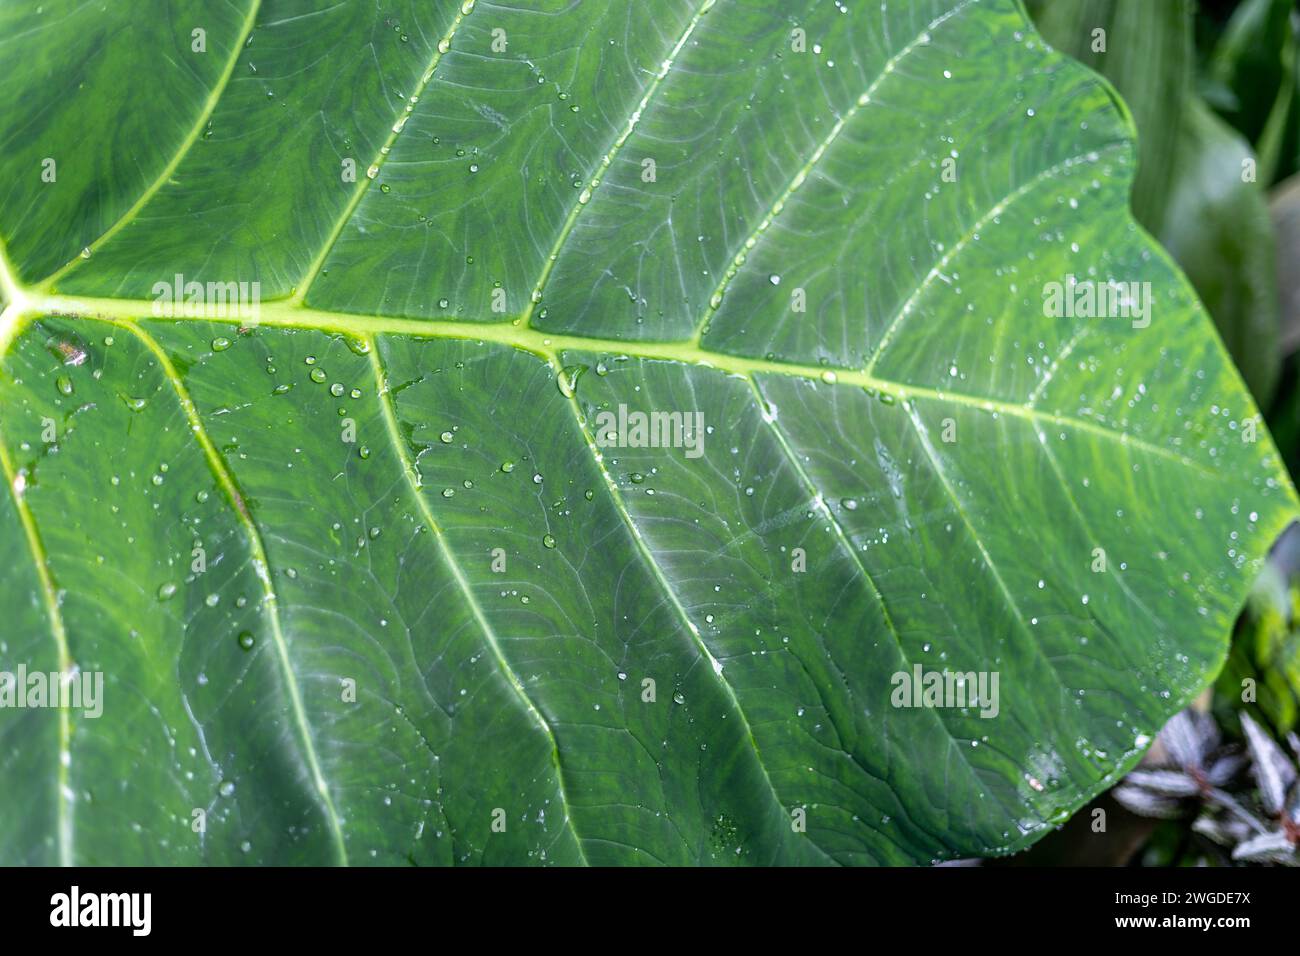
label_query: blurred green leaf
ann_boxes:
[1215,525,1300,735]
[1206,0,1297,184]
[1161,99,1282,404]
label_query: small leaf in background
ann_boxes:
[1203,0,1299,186]
[1241,711,1297,814]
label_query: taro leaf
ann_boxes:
[0,0,1295,866]
[1026,0,1193,233]
[1160,99,1282,406]
[1206,0,1298,185]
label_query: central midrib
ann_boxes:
[5,287,1218,477]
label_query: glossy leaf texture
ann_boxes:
[0,0,1294,866]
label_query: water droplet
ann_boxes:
[542,534,557,549]
[211,336,231,352]
[310,368,327,383]
[556,364,587,398]
[440,430,454,443]
[157,583,177,601]
[237,631,255,651]
[55,375,73,396]
[358,445,371,459]
[500,461,514,473]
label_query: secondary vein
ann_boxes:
[689,0,981,344]
[37,0,264,293]
[366,340,591,865]
[122,319,350,865]
[549,354,837,865]
[0,425,74,866]
[519,0,717,329]
[294,3,478,304]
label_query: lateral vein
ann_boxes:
[690,0,981,343]
[519,0,717,328]
[0,425,74,866]
[121,319,350,865]
[549,355,837,865]
[294,3,478,303]
[37,0,264,293]
[366,340,591,865]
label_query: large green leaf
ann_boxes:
[0,0,1293,866]
[1160,99,1282,407]
[1028,0,1282,404]
[1027,0,1194,232]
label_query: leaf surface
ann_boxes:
[0,0,1294,865]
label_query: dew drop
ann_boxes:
[556,364,587,398]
